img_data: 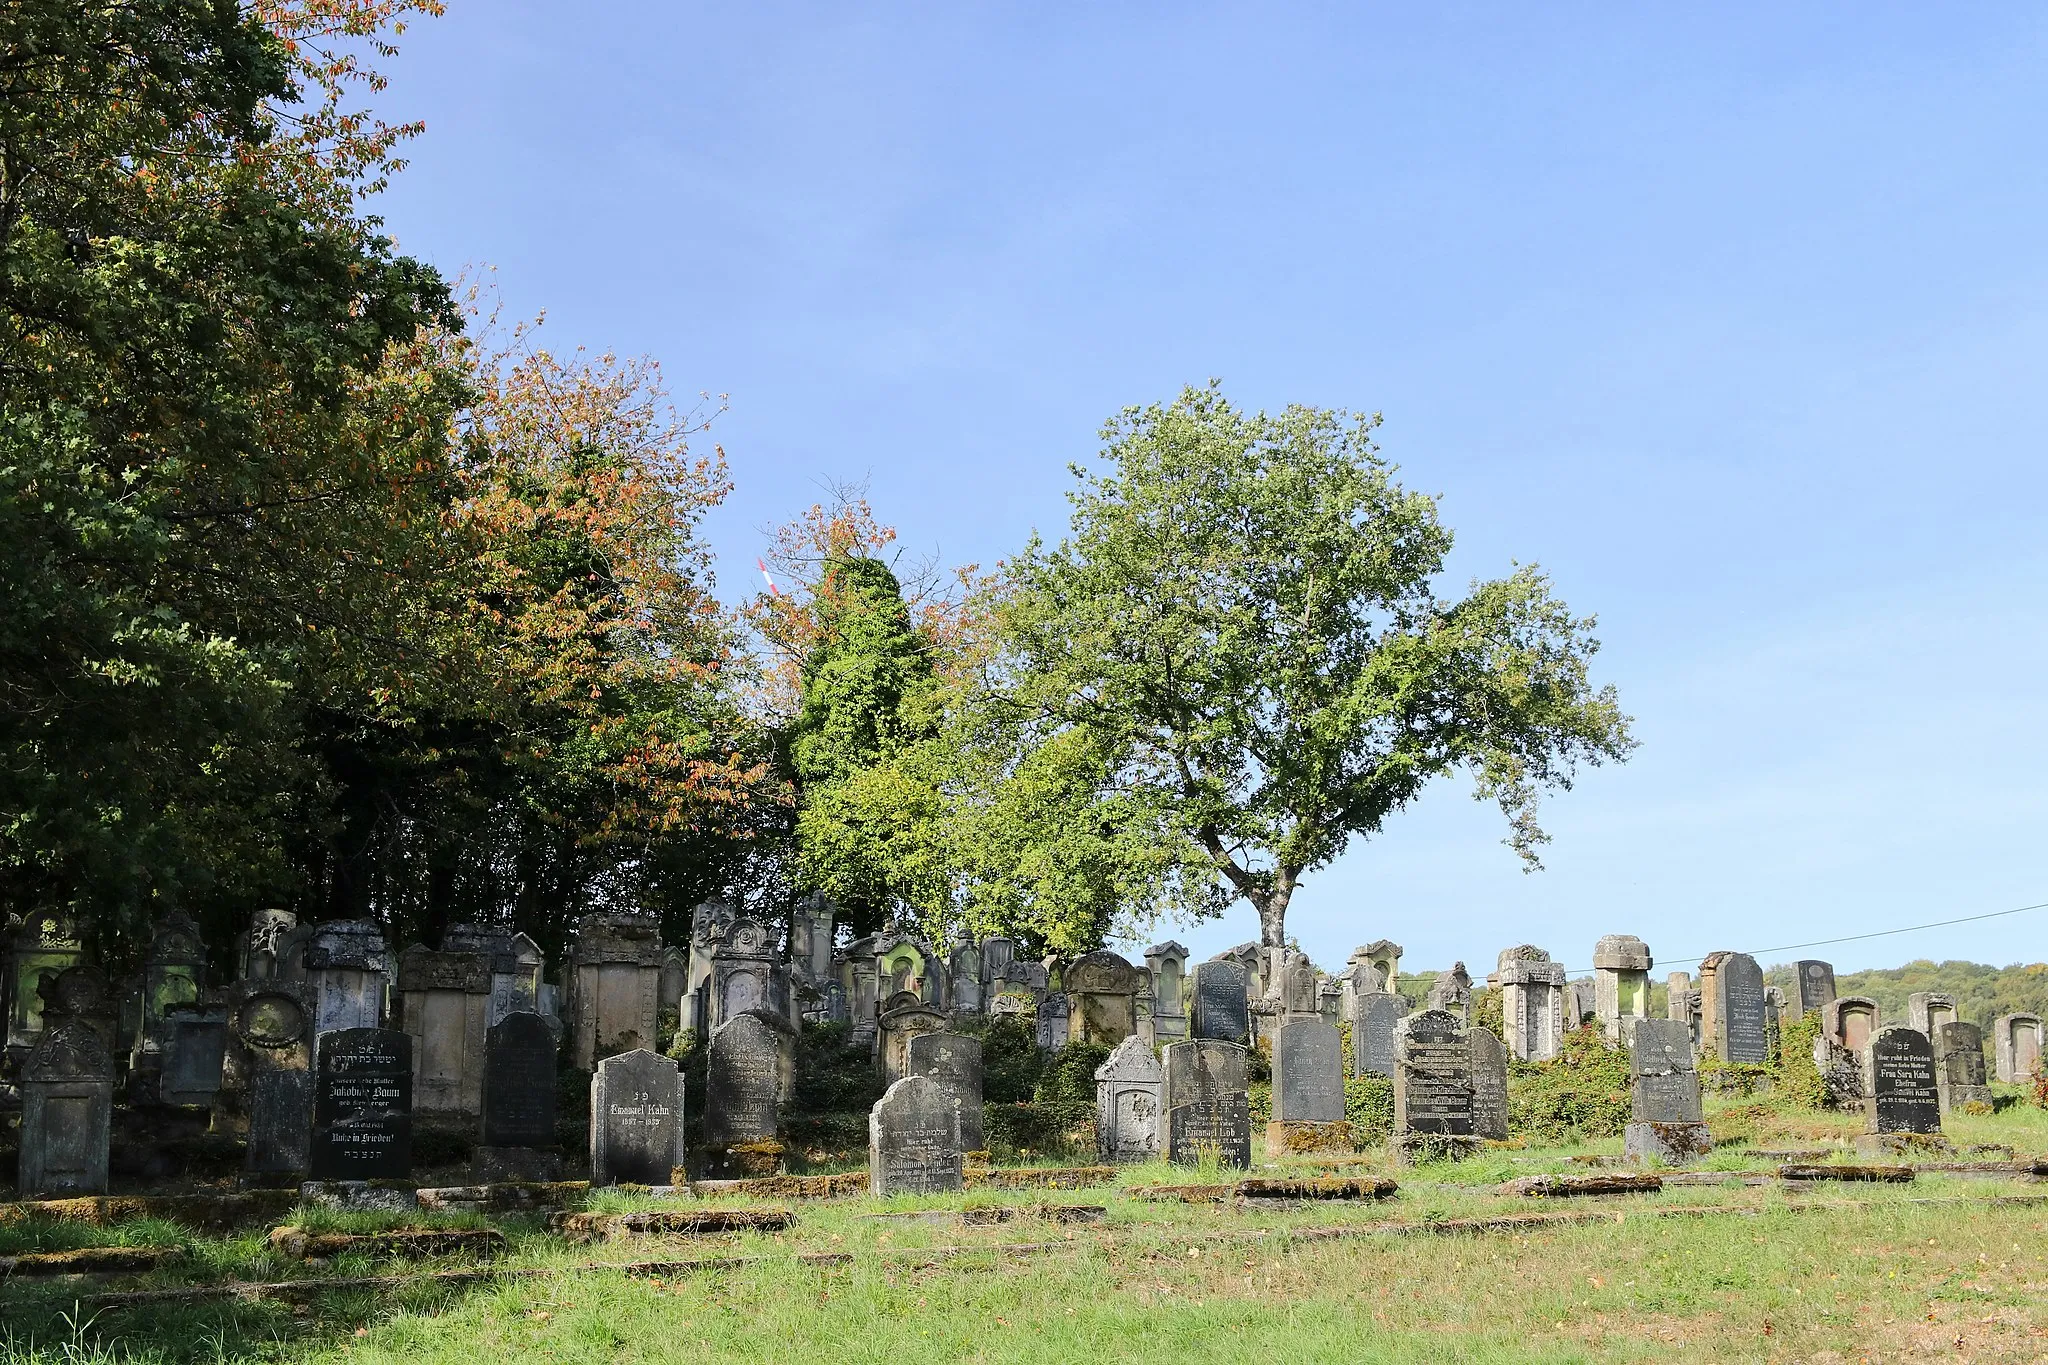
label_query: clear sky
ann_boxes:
[368,4,2048,978]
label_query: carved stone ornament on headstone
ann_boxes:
[18,1019,114,1197]
[589,1048,683,1186]
[906,1030,985,1154]
[1095,1035,1164,1163]
[233,985,315,1175]
[309,1027,412,1181]
[869,1073,964,1195]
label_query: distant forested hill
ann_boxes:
[1765,960,2048,1028]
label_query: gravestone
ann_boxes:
[679,898,730,1040]
[1863,1025,1941,1138]
[1591,934,1653,1044]
[236,909,297,982]
[841,937,881,1044]
[703,1009,795,1175]
[46,963,118,1050]
[709,916,787,1033]
[1392,1009,1478,1163]
[309,1028,412,1181]
[569,910,665,1070]
[1269,1017,1348,1155]
[868,1074,964,1195]
[396,944,491,1118]
[1425,964,1472,1022]
[1907,992,1958,1039]
[1355,940,1404,1002]
[1033,992,1072,1054]
[979,938,1018,1000]
[947,941,983,1015]
[1497,946,1567,1061]
[1794,960,1837,1018]
[906,1031,985,1154]
[589,1048,683,1186]
[231,984,314,1176]
[1936,1021,1992,1114]
[1189,961,1250,1044]
[17,1019,113,1197]
[877,993,949,1084]
[1699,951,1767,1064]
[1468,1026,1509,1142]
[1066,950,1143,1046]
[1349,991,1404,1079]
[1144,942,1190,1040]
[3,912,83,1054]
[479,1011,559,1177]
[1095,1035,1164,1163]
[1276,952,1321,1021]
[162,1003,230,1107]
[875,936,932,1005]
[1162,1039,1251,1168]
[1623,1018,1711,1164]
[1993,1013,2043,1084]
[1823,996,1881,1053]
[301,920,391,1037]
[132,911,206,1075]
[441,923,546,1027]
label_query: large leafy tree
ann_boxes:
[995,383,1636,950]
[0,0,459,948]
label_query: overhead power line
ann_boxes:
[1557,898,2048,976]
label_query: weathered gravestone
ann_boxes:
[1993,1013,2043,1084]
[17,1019,113,1197]
[131,911,206,1085]
[906,1030,985,1155]
[3,912,83,1054]
[877,992,948,1085]
[310,1028,412,1181]
[1268,1017,1349,1155]
[1793,959,1837,1018]
[1425,964,1472,1022]
[704,1009,796,1176]
[1935,1021,1992,1114]
[162,1002,230,1108]
[569,911,664,1070]
[396,944,490,1118]
[1699,951,1768,1065]
[1349,991,1404,1079]
[1189,961,1250,1044]
[1163,1038,1252,1168]
[1032,992,1071,1054]
[1065,951,1143,1046]
[590,1049,683,1186]
[1591,934,1653,1044]
[1095,1035,1164,1164]
[869,1074,964,1195]
[1468,1026,1509,1142]
[1907,992,1957,1039]
[1815,995,1880,1107]
[1623,1018,1711,1164]
[231,985,314,1177]
[1144,942,1190,1040]
[1392,1009,1479,1163]
[478,1011,559,1181]
[1497,946,1567,1062]
[1862,1025,1942,1145]
[298,920,391,1037]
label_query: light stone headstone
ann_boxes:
[947,941,983,1015]
[309,1027,412,1181]
[869,1074,964,1195]
[1033,992,1072,1054]
[1497,946,1567,1062]
[1907,992,1958,1039]
[1935,1021,1992,1113]
[4,912,84,1053]
[1865,1025,1941,1135]
[17,1019,113,1197]
[1823,996,1881,1053]
[1591,934,1653,1044]
[590,1048,683,1186]
[1623,1018,1712,1164]
[906,1030,985,1154]
[1699,951,1767,1064]
[1425,964,1472,1022]
[1468,1026,1509,1142]
[1993,1013,2043,1084]
[396,944,491,1118]
[877,993,948,1085]
[1144,942,1190,1040]
[569,911,664,1071]
[133,911,205,1071]
[1065,950,1142,1046]
[1189,960,1250,1044]
[1163,1038,1251,1168]
[301,921,391,1037]
[1094,1035,1164,1163]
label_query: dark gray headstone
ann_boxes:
[18,1020,113,1197]
[310,1028,412,1181]
[1794,960,1837,1017]
[1866,1025,1941,1135]
[869,1074,964,1195]
[1272,1018,1343,1123]
[705,1010,790,1151]
[1163,1039,1252,1168]
[1095,1035,1164,1163]
[590,1048,683,1186]
[1468,1026,1509,1141]
[482,1011,557,1149]
[163,1004,229,1101]
[1350,992,1403,1078]
[1711,952,1768,1064]
[1630,1018,1703,1123]
[1394,1009,1471,1137]
[1190,961,1250,1044]
[235,987,314,1174]
[906,1031,984,1153]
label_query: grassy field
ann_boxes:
[4,1097,2047,1364]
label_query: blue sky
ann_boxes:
[369,4,2048,977]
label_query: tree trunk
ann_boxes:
[1256,873,1298,950]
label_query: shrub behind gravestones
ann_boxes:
[1506,1025,1632,1142]
[1034,1040,1111,1103]
[980,1016,1044,1103]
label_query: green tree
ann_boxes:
[992,383,1636,950]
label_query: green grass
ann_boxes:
[4,1115,2048,1364]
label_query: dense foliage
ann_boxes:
[1768,959,2048,1031]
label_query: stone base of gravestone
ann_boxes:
[1854,1131,1955,1159]
[702,1136,786,1179]
[473,1145,564,1183]
[1390,1133,1485,1166]
[1264,1119,1355,1157]
[300,1180,420,1213]
[1623,1121,1713,1166]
